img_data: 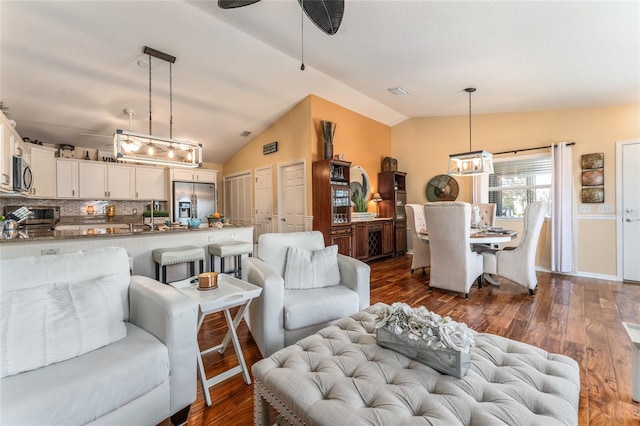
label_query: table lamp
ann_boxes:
[372,192,383,217]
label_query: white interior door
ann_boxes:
[620,140,640,281]
[224,172,252,226]
[279,161,306,233]
[254,166,273,242]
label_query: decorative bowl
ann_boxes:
[188,218,202,228]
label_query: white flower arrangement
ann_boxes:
[374,302,476,353]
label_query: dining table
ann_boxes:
[416,228,518,245]
[417,228,518,286]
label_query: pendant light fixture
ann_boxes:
[447,88,493,176]
[114,46,202,168]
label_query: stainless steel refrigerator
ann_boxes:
[172,181,217,225]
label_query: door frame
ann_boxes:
[277,158,307,233]
[616,139,640,281]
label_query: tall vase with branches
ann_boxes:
[320,120,336,160]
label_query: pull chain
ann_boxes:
[169,62,173,139]
[148,55,152,135]
[300,0,305,71]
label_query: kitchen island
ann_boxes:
[0,225,254,282]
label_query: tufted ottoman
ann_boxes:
[252,303,580,426]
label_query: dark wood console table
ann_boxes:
[351,218,394,262]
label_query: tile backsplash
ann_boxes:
[0,197,157,217]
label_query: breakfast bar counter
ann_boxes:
[0,223,213,242]
[0,225,254,282]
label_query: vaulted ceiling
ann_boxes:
[1,1,638,163]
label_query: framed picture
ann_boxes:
[582,169,604,186]
[581,153,604,169]
[582,187,604,203]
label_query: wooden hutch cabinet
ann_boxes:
[312,159,353,256]
[378,171,408,256]
[351,218,394,261]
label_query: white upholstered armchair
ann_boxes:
[423,202,484,298]
[406,204,430,275]
[472,203,497,228]
[245,231,370,357]
[481,202,547,295]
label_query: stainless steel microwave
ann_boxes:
[13,155,33,192]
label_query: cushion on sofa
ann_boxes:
[1,274,127,378]
[284,245,340,290]
[284,285,359,330]
[0,247,131,319]
[0,322,170,426]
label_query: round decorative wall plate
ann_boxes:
[426,175,459,202]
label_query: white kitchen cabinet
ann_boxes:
[171,167,216,183]
[56,159,79,198]
[13,137,30,165]
[78,161,108,199]
[107,164,135,199]
[30,145,57,198]
[135,166,167,200]
[0,113,15,192]
[78,162,136,200]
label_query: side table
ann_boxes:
[170,274,262,406]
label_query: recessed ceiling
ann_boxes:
[1,1,637,163]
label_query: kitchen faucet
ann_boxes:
[145,200,154,230]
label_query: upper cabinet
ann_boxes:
[0,112,31,193]
[171,167,216,183]
[56,159,164,200]
[135,166,167,200]
[56,159,79,199]
[30,145,57,198]
[0,114,15,192]
[78,162,108,199]
[107,164,135,200]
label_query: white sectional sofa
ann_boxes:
[0,247,199,426]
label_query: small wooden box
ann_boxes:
[382,157,397,171]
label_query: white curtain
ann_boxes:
[551,142,575,272]
[472,175,488,204]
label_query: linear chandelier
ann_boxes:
[114,46,202,168]
[447,88,494,176]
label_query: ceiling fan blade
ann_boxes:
[80,132,112,139]
[218,0,261,9]
[298,0,344,35]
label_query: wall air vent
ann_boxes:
[387,87,410,95]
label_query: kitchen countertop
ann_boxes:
[0,224,235,243]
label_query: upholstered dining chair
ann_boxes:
[472,203,497,228]
[423,202,484,298]
[405,204,430,275]
[480,202,547,295]
[244,231,370,357]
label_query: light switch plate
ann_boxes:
[579,205,591,213]
[597,205,614,213]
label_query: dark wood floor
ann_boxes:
[182,255,640,425]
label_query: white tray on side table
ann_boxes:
[170,274,262,407]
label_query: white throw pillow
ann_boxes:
[1,274,127,378]
[284,245,341,290]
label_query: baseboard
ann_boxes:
[535,266,619,282]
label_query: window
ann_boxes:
[488,155,552,218]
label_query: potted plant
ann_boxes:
[352,189,368,213]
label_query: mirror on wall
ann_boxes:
[350,165,370,203]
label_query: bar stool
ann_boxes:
[208,241,253,279]
[152,245,205,283]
